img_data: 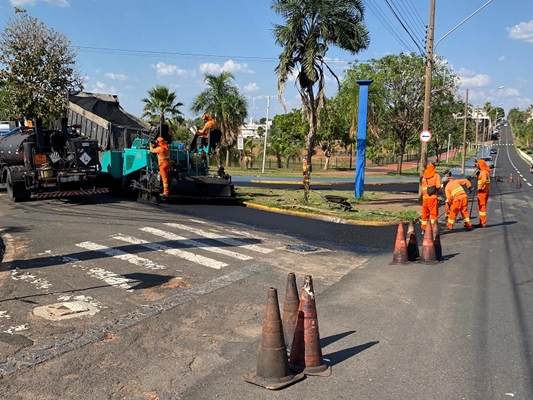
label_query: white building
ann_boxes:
[240,118,272,138]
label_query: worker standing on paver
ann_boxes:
[444,170,472,231]
[475,158,491,228]
[420,162,442,232]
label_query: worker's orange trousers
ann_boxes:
[421,197,439,230]
[159,161,171,195]
[477,191,489,227]
[446,197,472,229]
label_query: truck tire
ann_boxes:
[6,173,30,202]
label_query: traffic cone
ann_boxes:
[289,275,331,377]
[517,176,522,188]
[243,287,305,390]
[389,222,411,265]
[432,220,442,261]
[510,173,513,182]
[282,273,300,356]
[406,221,419,261]
[419,220,438,264]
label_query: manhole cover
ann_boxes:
[286,244,318,252]
[33,301,100,321]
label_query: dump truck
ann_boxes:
[67,91,235,202]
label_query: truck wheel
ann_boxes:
[6,173,30,202]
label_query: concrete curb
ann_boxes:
[248,179,416,186]
[242,202,398,226]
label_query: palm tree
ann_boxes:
[190,72,248,166]
[141,85,184,126]
[271,0,370,166]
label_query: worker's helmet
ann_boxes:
[444,169,452,177]
[156,137,165,142]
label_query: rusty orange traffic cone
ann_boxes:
[289,275,331,377]
[243,287,305,390]
[282,272,300,356]
[389,222,411,265]
[419,221,438,264]
[432,220,442,261]
[406,221,419,261]
[510,173,513,182]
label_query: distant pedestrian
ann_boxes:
[420,162,442,232]
[475,159,491,227]
[301,156,308,189]
[444,170,472,231]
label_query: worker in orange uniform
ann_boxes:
[150,137,171,197]
[420,162,442,232]
[197,113,217,138]
[444,170,473,231]
[475,158,491,227]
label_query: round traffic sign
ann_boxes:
[419,130,432,142]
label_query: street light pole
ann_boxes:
[253,95,277,174]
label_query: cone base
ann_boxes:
[242,370,305,390]
[389,260,412,265]
[289,361,332,377]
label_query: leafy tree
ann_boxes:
[271,0,370,168]
[141,85,184,126]
[0,9,84,121]
[190,71,248,166]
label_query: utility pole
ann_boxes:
[461,89,468,175]
[420,0,436,177]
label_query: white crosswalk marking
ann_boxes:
[63,256,134,291]
[111,233,227,270]
[165,223,273,254]
[141,227,253,261]
[76,241,167,270]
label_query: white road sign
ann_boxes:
[419,130,432,142]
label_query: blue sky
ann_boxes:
[0,0,532,123]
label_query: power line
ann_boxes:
[383,0,426,55]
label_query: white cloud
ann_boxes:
[507,20,533,43]
[10,0,69,6]
[498,55,505,61]
[502,87,520,97]
[511,97,533,109]
[199,59,253,74]
[151,62,194,78]
[243,82,260,92]
[105,72,128,81]
[89,81,117,95]
[456,68,491,87]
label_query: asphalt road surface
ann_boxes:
[0,124,533,399]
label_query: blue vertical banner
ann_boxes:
[355,80,373,199]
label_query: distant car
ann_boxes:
[490,148,497,154]
[480,156,494,169]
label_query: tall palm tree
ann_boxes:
[141,85,184,125]
[190,72,248,166]
[271,0,370,166]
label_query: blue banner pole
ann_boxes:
[355,80,373,199]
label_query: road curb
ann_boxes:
[242,202,397,226]
[248,179,416,186]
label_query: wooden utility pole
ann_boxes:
[420,0,436,176]
[461,89,469,175]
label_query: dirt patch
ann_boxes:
[355,191,420,213]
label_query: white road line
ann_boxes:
[141,227,253,261]
[528,182,532,187]
[523,178,528,182]
[165,223,273,254]
[62,256,134,291]
[76,241,167,270]
[11,268,52,290]
[112,234,227,270]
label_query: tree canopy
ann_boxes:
[0,9,84,121]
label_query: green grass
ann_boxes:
[235,187,420,223]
